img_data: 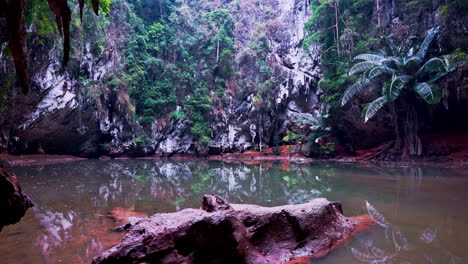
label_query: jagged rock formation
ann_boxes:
[92,195,373,264]
[0,0,102,94]
[0,0,322,157]
[206,0,321,154]
[0,1,139,157]
[148,0,322,155]
[0,160,33,231]
[0,0,465,157]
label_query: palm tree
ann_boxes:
[341,28,455,157]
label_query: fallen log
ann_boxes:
[93,195,374,264]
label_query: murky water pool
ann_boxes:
[0,159,467,264]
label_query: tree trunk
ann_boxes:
[390,101,401,149]
[402,103,422,158]
[216,39,220,64]
[334,0,340,56]
[376,0,381,27]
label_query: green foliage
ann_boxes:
[24,0,56,42]
[100,0,112,14]
[282,130,302,143]
[170,109,186,120]
[132,174,153,182]
[133,136,152,144]
[184,86,212,142]
[114,3,235,143]
[449,48,468,64]
[304,0,376,110]
[343,28,452,122]
[191,172,214,194]
[320,142,336,152]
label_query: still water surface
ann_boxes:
[0,159,467,264]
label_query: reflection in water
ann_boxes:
[0,159,467,264]
[351,201,463,264]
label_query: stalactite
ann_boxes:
[92,0,99,15]
[46,0,72,64]
[1,0,99,94]
[2,0,29,94]
[79,0,84,21]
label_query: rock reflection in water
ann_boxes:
[32,206,123,263]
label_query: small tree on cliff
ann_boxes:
[341,28,455,157]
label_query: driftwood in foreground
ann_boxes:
[0,160,33,231]
[93,195,374,264]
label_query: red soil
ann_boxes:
[0,154,86,166]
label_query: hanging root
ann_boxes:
[362,141,396,161]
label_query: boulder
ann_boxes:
[0,160,33,231]
[93,195,373,264]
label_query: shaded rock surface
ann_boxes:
[0,160,33,231]
[0,0,465,158]
[0,0,321,158]
[93,195,369,264]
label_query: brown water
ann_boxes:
[0,159,467,264]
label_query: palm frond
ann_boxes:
[416,57,450,82]
[354,54,388,63]
[367,66,395,79]
[384,74,411,101]
[349,61,380,76]
[416,27,438,59]
[427,72,448,83]
[364,96,387,123]
[388,39,401,57]
[403,56,423,67]
[417,57,446,75]
[341,78,371,106]
[414,82,441,104]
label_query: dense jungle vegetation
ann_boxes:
[2,0,467,158]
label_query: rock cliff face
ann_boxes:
[144,0,322,156]
[0,0,466,157]
[0,2,143,157]
[0,0,322,157]
[206,0,321,154]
